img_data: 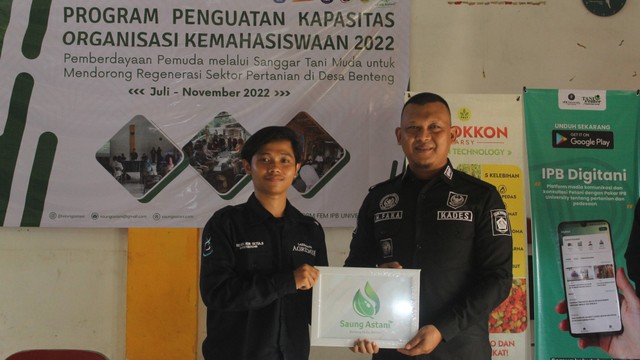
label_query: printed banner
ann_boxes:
[0,0,409,227]
[440,93,529,360]
[524,89,639,359]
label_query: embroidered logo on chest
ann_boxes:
[292,243,316,256]
[379,193,399,210]
[447,191,468,209]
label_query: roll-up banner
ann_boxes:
[524,89,639,359]
[407,92,529,359]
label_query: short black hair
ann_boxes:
[240,126,303,164]
[401,92,451,118]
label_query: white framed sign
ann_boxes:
[311,266,420,349]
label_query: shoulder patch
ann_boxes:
[491,209,511,236]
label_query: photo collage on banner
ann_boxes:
[524,89,640,359]
[0,0,410,227]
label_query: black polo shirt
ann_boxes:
[345,161,513,360]
[200,194,328,360]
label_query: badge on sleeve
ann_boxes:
[203,235,213,257]
[491,210,511,236]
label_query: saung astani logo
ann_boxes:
[353,281,380,318]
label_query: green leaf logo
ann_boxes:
[352,282,381,318]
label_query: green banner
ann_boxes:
[524,89,639,359]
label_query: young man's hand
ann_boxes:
[351,338,380,354]
[294,264,319,290]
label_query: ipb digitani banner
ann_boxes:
[524,89,639,359]
[0,0,409,227]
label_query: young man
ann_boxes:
[346,92,513,359]
[199,126,328,360]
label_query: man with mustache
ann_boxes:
[346,92,513,359]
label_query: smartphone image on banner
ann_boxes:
[558,220,623,336]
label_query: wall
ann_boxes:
[1,1,639,359]
[410,1,639,94]
[0,228,127,359]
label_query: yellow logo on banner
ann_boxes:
[457,107,472,122]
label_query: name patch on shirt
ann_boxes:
[292,243,316,256]
[437,211,473,221]
[236,241,264,250]
[491,209,512,236]
[374,211,403,223]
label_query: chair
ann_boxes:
[142,173,161,194]
[5,349,108,360]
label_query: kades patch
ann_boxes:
[437,191,473,222]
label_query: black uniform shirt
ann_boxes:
[200,193,328,360]
[345,161,513,360]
